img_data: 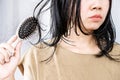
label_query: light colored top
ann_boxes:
[17,43,120,80]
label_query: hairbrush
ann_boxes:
[11,17,39,54]
[18,17,39,39]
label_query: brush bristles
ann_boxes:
[18,17,39,39]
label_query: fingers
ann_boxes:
[0,43,14,54]
[0,43,14,64]
[0,47,10,64]
[14,41,22,62]
[0,53,5,64]
[7,35,18,44]
[0,35,22,65]
[0,35,22,80]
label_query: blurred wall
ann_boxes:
[111,0,120,43]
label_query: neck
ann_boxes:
[64,28,95,46]
[60,28,100,55]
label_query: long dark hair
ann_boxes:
[31,0,119,61]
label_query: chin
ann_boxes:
[85,27,100,31]
[81,23,102,33]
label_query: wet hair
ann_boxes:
[30,0,119,61]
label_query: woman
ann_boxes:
[0,0,120,80]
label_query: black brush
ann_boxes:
[12,17,39,50]
[18,17,39,39]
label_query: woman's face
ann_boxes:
[80,0,109,32]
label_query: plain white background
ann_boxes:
[0,0,120,79]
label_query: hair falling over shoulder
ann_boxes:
[26,0,120,61]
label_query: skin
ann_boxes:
[80,0,109,32]
[0,0,110,79]
[60,0,109,54]
[0,35,22,80]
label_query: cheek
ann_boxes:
[80,15,105,31]
[103,8,109,20]
[80,0,89,18]
[80,7,88,23]
[103,1,110,19]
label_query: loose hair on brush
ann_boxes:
[31,0,119,61]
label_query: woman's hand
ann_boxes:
[0,35,22,80]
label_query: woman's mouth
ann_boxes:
[89,15,102,22]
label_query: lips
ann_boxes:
[89,14,102,22]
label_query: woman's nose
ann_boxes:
[90,1,102,11]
